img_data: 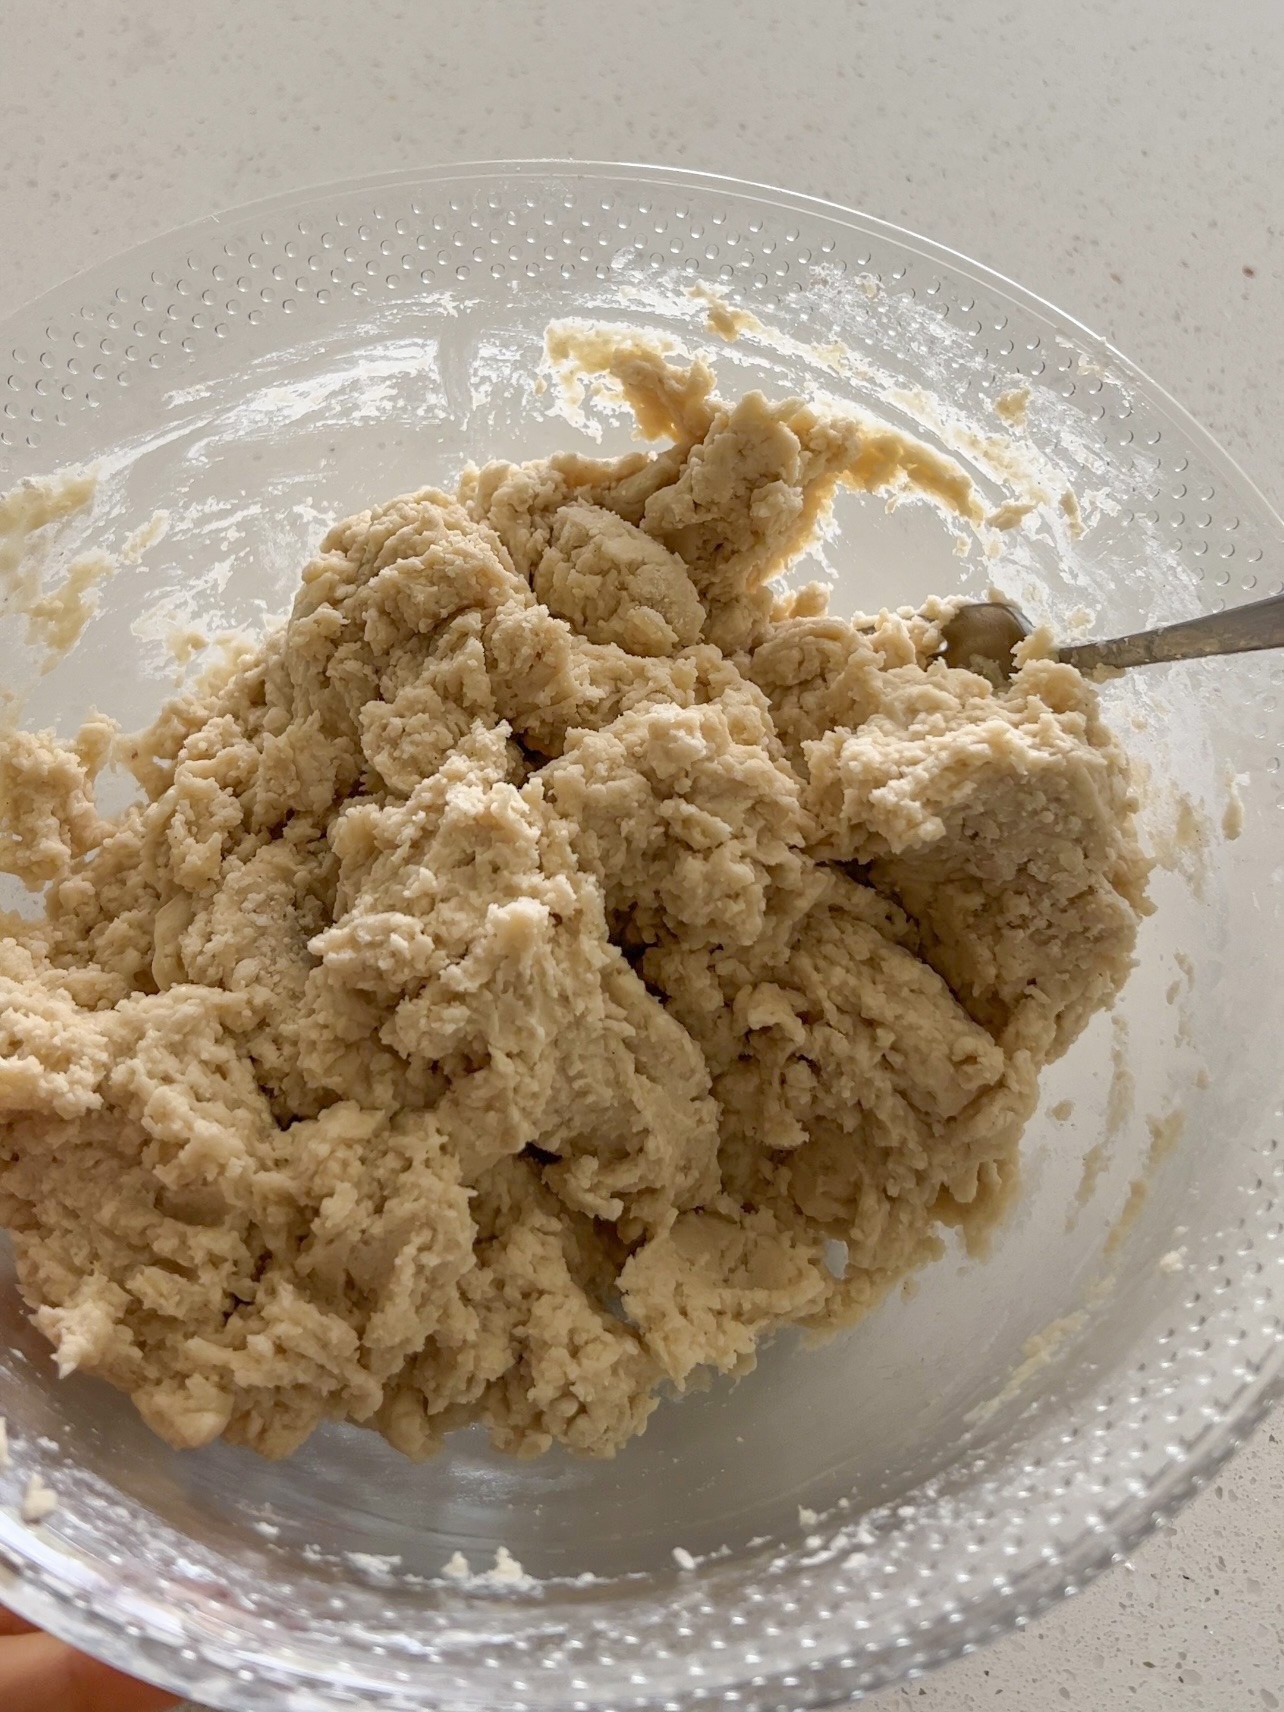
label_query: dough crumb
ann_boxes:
[0,469,98,601]
[1067,1031,1124,1231]
[1157,1248,1187,1274]
[485,1547,529,1587]
[1146,1107,1186,1161]
[672,1546,697,1570]
[797,1505,819,1527]
[346,1551,401,1577]
[968,1308,1088,1423]
[440,1546,529,1587]
[0,331,1150,1464]
[24,552,119,671]
[994,387,1030,427]
[167,624,209,668]
[985,500,1038,531]
[1105,1179,1148,1255]
[21,1472,58,1524]
[689,284,762,343]
[1049,1099,1075,1123]
[1222,772,1246,841]
[0,469,112,677]
[1106,1015,1135,1139]
[1104,1106,1185,1255]
[122,510,170,565]
[1073,1142,1109,1217]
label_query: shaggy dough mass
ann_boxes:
[0,336,1149,1460]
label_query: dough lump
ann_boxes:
[0,336,1149,1460]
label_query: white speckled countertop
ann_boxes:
[2,3,1281,1707]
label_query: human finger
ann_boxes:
[0,1626,179,1712]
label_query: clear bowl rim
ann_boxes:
[0,157,1281,1712]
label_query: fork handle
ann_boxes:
[1060,590,1284,673]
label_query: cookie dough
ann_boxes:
[0,335,1149,1460]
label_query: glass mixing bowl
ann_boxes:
[1,162,1281,1711]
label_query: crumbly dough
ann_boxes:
[21,1472,59,1523]
[0,336,1149,1461]
[0,470,105,673]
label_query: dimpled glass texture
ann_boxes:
[0,164,1281,1712]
